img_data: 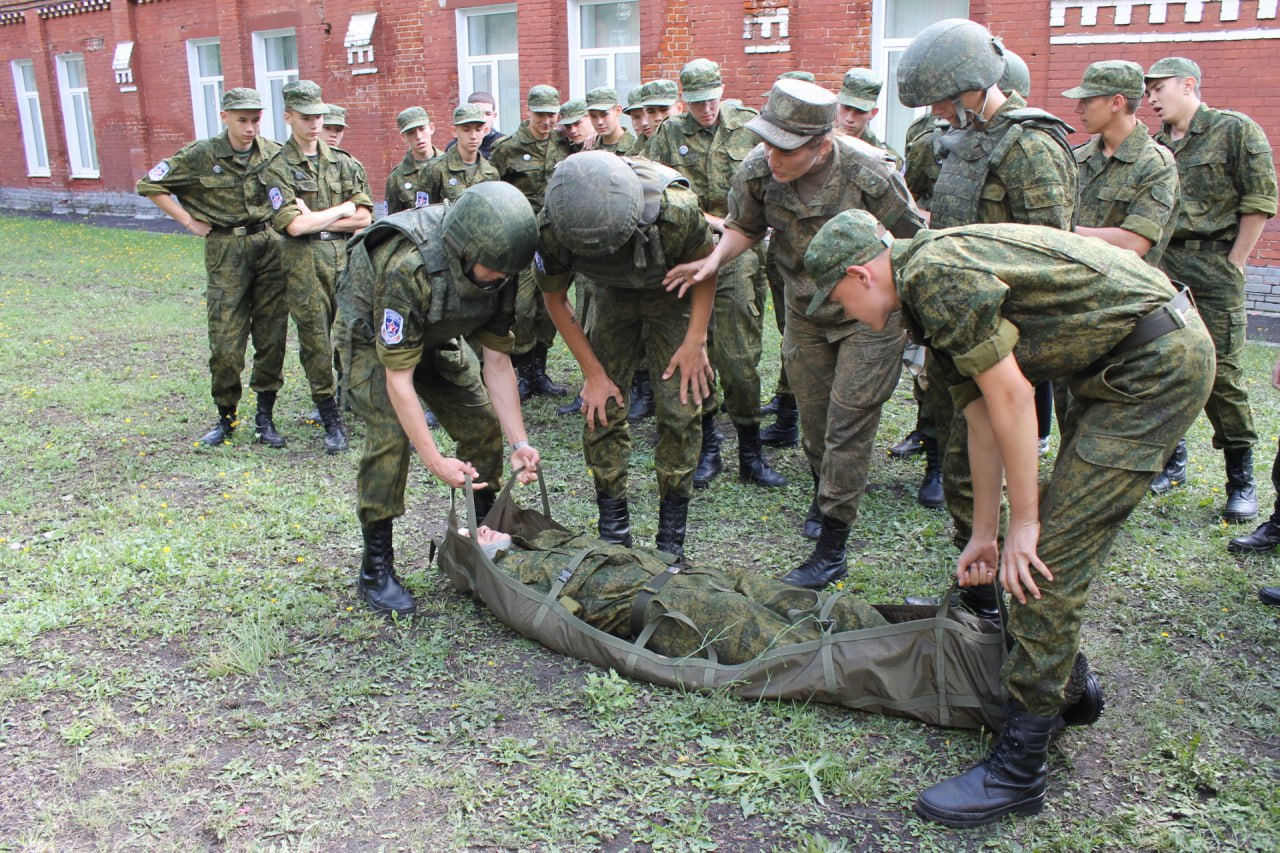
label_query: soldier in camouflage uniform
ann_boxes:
[137,87,289,448]
[320,104,347,149]
[535,152,717,563]
[418,103,501,206]
[642,79,682,130]
[259,80,373,453]
[623,86,653,157]
[587,86,637,154]
[806,210,1214,827]
[664,80,923,590]
[385,107,444,215]
[557,99,596,152]
[1228,352,1280,568]
[335,182,542,616]
[1146,56,1278,521]
[647,58,785,492]
[835,68,904,169]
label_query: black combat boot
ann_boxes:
[596,494,633,547]
[253,392,287,449]
[1059,652,1106,729]
[1259,586,1280,606]
[356,519,416,617]
[1223,447,1258,522]
[472,487,497,525]
[760,393,799,448]
[958,583,1001,623]
[512,351,535,403]
[917,436,944,508]
[199,405,238,446]
[803,471,822,540]
[889,427,927,460]
[654,493,691,562]
[693,413,724,490]
[531,344,570,397]
[317,396,349,454]
[627,369,655,423]
[1149,438,1188,495]
[782,514,849,588]
[556,394,584,416]
[1228,519,1280,553]
[737,424,788,487]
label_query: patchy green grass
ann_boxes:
[0,213,1277,850]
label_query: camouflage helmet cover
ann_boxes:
[544,151,643,258]
[897,18,1005,108]
[443,182,538,277]
[999,49,1032,98]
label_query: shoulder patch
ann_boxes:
[415,191,430,208]
[533,251,546,273]
[268,187,284,210]
[381,308,405,345]
[148,161,170,181]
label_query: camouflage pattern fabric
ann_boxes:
[595,128,637,155]
[417,146,501,206]
[892,223,1215,716]
[859,125,904,171]
[385,149,441,215]
[902,113,947,211]
[489,121,569,212]
[647,103,759,219]
[763,240,789,397]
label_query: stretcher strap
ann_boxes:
[532,546,599,632]
[629,564,683,639]
[628,606,718,687]
[817,591,850,693]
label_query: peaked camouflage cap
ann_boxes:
[527,85,561,113]
[282,80,326,115]
[1145,56,1201,82]
[557,99,588,125]
[586,86,620,110]
[453,102,488,125]
[642,79,680,107]
[1063,60,1144,100]
[624,86,647,112]
[804,209,894,316]
[765,71,816,98]
[322,104,348,127]
[838,68,883,111]
[680,58,724,103]
[747,78,836,150]
[397,106,431,133]
[222,87,264,110]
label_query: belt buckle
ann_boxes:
[318,230,333,241]
[232,226,248,237]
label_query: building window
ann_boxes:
[12,60,50,177]
[456,5,520,135]
[568,0,639,100]
[252,28,298,143]
[55,53,99,179]
[187,39,224,139]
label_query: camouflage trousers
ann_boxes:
[203,229,288,409]
[513,263,559,356]
[764,239,789,397]
[783,308,906,524]
[1162,247,1258,451]
[705,245,767,427]
[584,286,702,499]
[341,327,504,525]
[281,236,343,402]
[921,349,973,545]
[999,320,1214,716]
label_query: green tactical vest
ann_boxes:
[929,109,1074,230]
[561,159,690,290]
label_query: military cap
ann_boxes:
[282,80,326,115]
[586,86,620,111]
[557,99,588,125]
[838,68,883,111]
[642,79,679,107]
[624,86,647,112]
[221,87,264,111]
[322,104,348,127]
[747,78,836,150]
[680,58,724,103]
[804,209,894,316]
[396,106,431,133]
[1145,56,1201,82]
[779,71,817,83]
[453,102,488,125]
[1063,60,1144,101]
[527,85,561,113]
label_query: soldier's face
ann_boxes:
[466,261,513,291]
[828,252,897,329]
[627,109,652,138]
[1145,76,1196,125]
[561,117,592,145]
[222,110,262,150]
[930,90,984,128]
[321,125,345,147]
[529,111,558,140]
[455,122,487,159]
[836,104,875,137]
[589,106,621,138]
[475,103,496,135]
[403,124,435,159]
[763,137,829,184]
[285,111,324,142]
[688,98,721,128]
[1074,95,1120,134]
[645,105,673,127]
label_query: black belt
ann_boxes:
[1109,287,1195,357]
[310,230,348,242]
[1168,238,1233,253]
[210,222,270,236]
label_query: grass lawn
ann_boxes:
[0,213,1276,851]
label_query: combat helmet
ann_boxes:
[999,49,1031,98]
[544,151,643,258]
[443,182,538,279]
[897,19,1004,109]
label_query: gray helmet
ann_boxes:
[544,151,643,258]
[897,19,1004,108]
[443,182,538,277]
[999,49,1031,98]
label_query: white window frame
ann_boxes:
[55,53,99,179]
[455,4,520,135]
[186,38,224,140]
[12,59,50,177]
[567,0,640,98]
[252,28,298,143]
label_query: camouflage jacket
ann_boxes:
[902,113,948,211]
[857,126,904,172]
[259,137,374,234]
[595,128,638,155]
[417,146,500,207]
[488,122,568,211]
[384,148,443,215]
[135,131,280,228]
[646,102,760,217]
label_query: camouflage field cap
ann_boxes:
[680,58,724,103]
[838,68,883,111]
[453,102,488,125]
[897,19,1004,107]
[642,79,679,107]
[624,86,647,112]
[282,80,326,115]
[586,86,620,111]
[1063,60,1144,100]
[323,104,348,127]
[765,71,816,98]
[397,106,431,133]
[804,209,894,316]
[747,78,836,150]
[1145,56,1201,82]
[221,87,264,111]
[557,99,588,125]
[527,85,561,113]
[999,50,1032,98]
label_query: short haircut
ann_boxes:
[467,91,496,108]
[1123,95,1140,114]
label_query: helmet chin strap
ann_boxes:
[951,89,992,131]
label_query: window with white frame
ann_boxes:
[55,53,99,178]
[12,60,50,177]
[456,5,520,135]
[568,0,640,100]
[252,28,298,143]
[187,38,224,139]
[871,0,969,156]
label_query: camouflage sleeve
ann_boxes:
[903,255,1018,382]
[663,185,715,265]
[385,171,406,215]
[1119,154,1179,246]
[1235,118,1278,217]
[345,157,374,210]
[723,166,769,241]
[470,328,516,354]
[259,158,301,232]
[532,223,573,293]
[872,168,925,238]
[373,252,427,372]
[135,141,204,197]
[644,123,676,167]
[1002,132,1077,230]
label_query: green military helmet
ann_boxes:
[443,182,538,278]
[897,18,1004,108]
[544,151,643,258]
[999,49,1032,98]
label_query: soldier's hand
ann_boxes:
[956,537,999,587]
[511,445,541,483]
[185,219,212,238]
[663,259,714,299]
[425,455,486,490]
[581,376,624,431]
[663,342,713,406]
[295,197,312,215]
[999,521,1052,605]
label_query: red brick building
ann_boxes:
[2,0,1278,308]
